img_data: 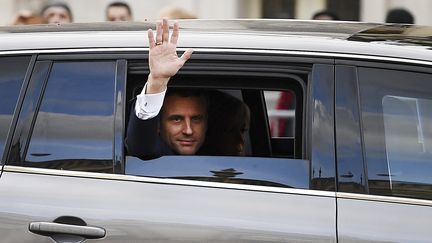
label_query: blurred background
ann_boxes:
[2,0,432,25]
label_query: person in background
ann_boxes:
[158,6,197,19]
[202,91,250,156]
[312,10,339,20]
[106,1,133,21]
[385,8,414,24]
[41,2,73,24]
[10,10,46,25]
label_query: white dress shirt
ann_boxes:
[134,83,166,120]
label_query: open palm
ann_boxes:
[148,19,193,80]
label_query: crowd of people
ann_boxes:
[10,1,415,25]
[10,1,197,25]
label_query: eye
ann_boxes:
[169,115,182,123]
[191,115,204,123]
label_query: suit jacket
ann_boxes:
[125,106,174,160]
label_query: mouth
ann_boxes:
[178,139,196,146]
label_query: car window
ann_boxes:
[24,61,116,173]
[0,56,31,161]
[125,70,306,188]
[358,67,432,200]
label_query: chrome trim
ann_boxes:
[3,165,335,197]
[337,192,432,207]
[0,47,431,66]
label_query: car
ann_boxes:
[0,19,431,242]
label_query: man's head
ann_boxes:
[106,2,133,21]
[312,10,339,21]
[385,8,414,24]
[159,89,207,155]
[41,2,73,24]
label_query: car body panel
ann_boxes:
[0,20,431,62]
[0,167,336,242]
[337,193,432,243]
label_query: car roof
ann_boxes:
[1,19,431,62]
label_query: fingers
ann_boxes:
[171,21,179,45]
[148,29,155,48]
[162,18,169,43]
[155,21,163,44]
[180,49,194,63]
[150,19,188,57]
[170,21,179,45]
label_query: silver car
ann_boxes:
[0,20,431,242]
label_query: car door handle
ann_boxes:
[29,221,106,239]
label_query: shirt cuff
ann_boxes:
[134,83,166,120]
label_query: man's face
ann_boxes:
[160,95,207,155]
[107,6,132,21]
[43,7,71,24]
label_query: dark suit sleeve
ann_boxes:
[125,104,170,160]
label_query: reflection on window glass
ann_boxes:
[383,96,432,195]
[26,62,115,173]
[126,155,310,189]
[264,91,296,137]
[0,56,30,160]
[359,67,432,200]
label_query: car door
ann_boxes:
[122,55,338,242]
[0,57,124,242]
[0,52,336,242]
[335,63,432,243]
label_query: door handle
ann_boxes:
[29,221,105,239]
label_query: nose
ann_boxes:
[182,119,193,135]
[236,132,246,154]
[51,16,61,24]
[237,143,245,155]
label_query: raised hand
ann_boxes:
[146,18,193,94]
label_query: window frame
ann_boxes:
[0,55,36,166]
[127,54,310,158]
[6,54,126,174]
[308,64,336,191]
[335,65,368,194]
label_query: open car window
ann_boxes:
[124,59,308,189]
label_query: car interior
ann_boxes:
[125,65,305,160]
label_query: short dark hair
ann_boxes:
[107,1,132,16]
[386,8,414,24]
[312,10,339,20]
[164,88,209,114]
[41,2,73,21]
